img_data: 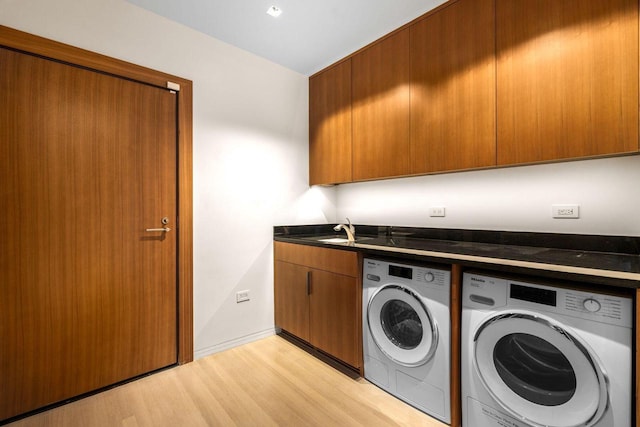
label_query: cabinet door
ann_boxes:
[352,28,411,181]
[496,0,639,165]
[309,269,360,368]
[274,261,310,342]
[411,0,496,174]
[309,60,353,185]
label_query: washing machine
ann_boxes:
[363,258,451,424]
[461,272,633,427]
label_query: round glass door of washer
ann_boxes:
[473,311,608,427]
[367,284,438,367]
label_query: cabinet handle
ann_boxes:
[306,271,311,295]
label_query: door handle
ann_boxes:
[147,217,171,232]
[306,271,311,295]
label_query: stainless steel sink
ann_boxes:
[303,235,373,244]
[317,237,352,243]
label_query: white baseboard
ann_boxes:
[194,328,277,360]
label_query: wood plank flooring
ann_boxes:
[8,335,447,426]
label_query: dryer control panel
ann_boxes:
[463,273,633,328]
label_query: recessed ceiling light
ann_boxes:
[267,6,282,17]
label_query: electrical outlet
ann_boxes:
[236,290,250,303]
[552,204,580,219]
[429,207,446,217]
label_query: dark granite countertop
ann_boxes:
[274,225,640,288]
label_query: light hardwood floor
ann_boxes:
[8,335,447,426]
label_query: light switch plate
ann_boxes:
[429,207,446,217]
[236,290,250,303]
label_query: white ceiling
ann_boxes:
[126,0,448,76]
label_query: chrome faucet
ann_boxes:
[334,218,356,242]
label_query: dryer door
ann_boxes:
[473,310,607,427]
[367,284,437,367]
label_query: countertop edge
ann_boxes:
[353,243,640,282]
[274,236,640,287]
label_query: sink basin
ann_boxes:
[317,237,352,243]
[306,235,374,244]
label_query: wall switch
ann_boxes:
[236,290,250,303]
[429,207,446,217]
[552,204,580,219]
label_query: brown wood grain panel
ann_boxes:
[274,242,359,277]
[450,264,463,427]
[274,242,362,369]
[309,60,353,185]
[0,47,180,420]
[496,0,639,165]
[352,28,411,181]
[0,25,193,367]
[355,253,364,376]
[309,270,360,369]
[177,82,194,365]
[411,0,496,174]
[274,261,311,342]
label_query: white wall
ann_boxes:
[336,156,640,236]
[0,0,336,358]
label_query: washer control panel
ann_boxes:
[363,258,450,290]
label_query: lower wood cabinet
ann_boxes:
[274,242,362,369]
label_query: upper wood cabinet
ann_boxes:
[410,0,496,174]
[496,0,639,165]
[309,60,353,185]
[308,0,640,184]
[352,29,411,181]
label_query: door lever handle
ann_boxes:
[145,227,171,232]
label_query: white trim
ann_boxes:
[194,328,277,360]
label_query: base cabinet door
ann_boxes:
[309,269,359,368]
[274,261,310,342]
[274,242,361,369]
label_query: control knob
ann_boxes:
[583,298,601,313]
[424,272,435,282]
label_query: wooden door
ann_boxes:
[352,29,411,181]
[309,60,353,185]
[274,261,310,342]
[309,270,359,368]
[0,47,178,421]
[496,0,639,165]
[411,0,496,174]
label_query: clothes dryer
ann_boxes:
[363,258,451,424]
[461,272,633,427]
